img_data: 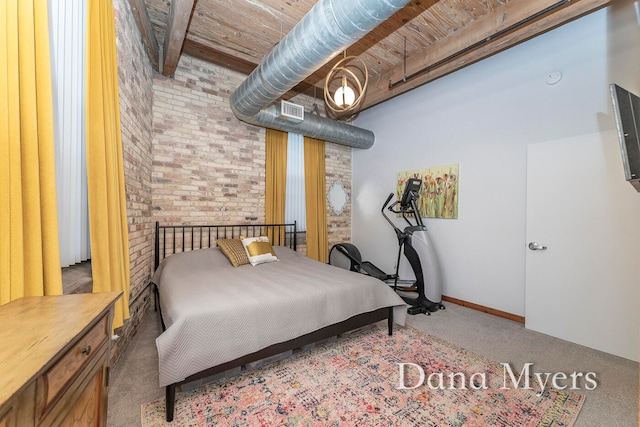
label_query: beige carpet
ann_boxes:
[107,303,639,427]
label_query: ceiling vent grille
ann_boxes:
[277,100,304,123]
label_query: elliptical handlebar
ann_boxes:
[381,178,425,229]
[381,192,400,233]
[382,192,395,210]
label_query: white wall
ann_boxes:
[351,1,640,317]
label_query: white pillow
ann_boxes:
[240,236,279,266]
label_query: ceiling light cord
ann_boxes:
[403,36,407,81]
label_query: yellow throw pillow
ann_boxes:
[217,239,250,267]
[240,236,278,266]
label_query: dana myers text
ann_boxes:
[397,362,597,396]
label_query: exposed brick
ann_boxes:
[152,61,353,251]
[111,0,154,365]
[111,0,353,366]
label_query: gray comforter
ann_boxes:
[152,246,407,387]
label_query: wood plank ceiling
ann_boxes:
[131,0,609,112]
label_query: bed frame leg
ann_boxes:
[388,307,393,335]
[165,384,176,422]
[153,283,158,312]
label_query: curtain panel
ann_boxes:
[0,0,63,304]
[265,129,288,245]
[86,0,129,329]
[304,137,328,263]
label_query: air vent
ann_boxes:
[277,100,304,123]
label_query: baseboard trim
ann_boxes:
[441,295,525,323]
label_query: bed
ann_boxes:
[151,222,407,422]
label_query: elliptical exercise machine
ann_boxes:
[382,178,445,315]
[329,178,444,315]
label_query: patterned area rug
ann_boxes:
[141,325,584,426]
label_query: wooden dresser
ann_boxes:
[0,292,122,427]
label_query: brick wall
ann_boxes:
[151,56,353,253]
[152,56,266,226]
[105,0,355,367]
[112,0,155,365]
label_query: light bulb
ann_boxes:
[334,84,355,108]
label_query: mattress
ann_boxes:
[152,246,407,386]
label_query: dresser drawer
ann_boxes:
[0,293,120,427]
[36,313,109,417]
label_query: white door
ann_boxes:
[525,130,640,362]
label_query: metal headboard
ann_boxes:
[153,221,297,269]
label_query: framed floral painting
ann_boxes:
[396,164,459,219]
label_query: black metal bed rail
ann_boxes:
[154,221,297,269]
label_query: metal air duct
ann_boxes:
[230,0,412,149]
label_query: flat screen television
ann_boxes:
[610,84,640,192]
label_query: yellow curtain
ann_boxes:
[304,137,328,262]
[265,129,288,245]
[0,0,63,304]
[86,0,129,329]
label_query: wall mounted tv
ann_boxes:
[610,84,640,192]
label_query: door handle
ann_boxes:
[528,242,547,251]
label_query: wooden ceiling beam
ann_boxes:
[182,40,258,76]
[362,0,610,110]
[182,40,319,100]
[127,0,160,72]
[162,0,196,77]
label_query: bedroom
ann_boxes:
[1,0,638,426]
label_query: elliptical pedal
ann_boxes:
[407,306,431,315]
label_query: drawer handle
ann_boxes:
[81,345,92,356]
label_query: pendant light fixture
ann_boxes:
[324,51,368,118]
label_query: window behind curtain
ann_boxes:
[49,0,91,267]
[285,133,306,231]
